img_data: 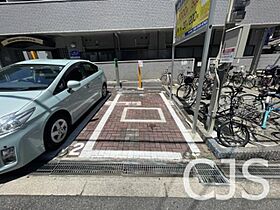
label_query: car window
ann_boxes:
[54,63,84,94]
[0,64,64,91]
[82,63,98,78]
[65,66,84,82]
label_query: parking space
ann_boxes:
[58,89,202,162]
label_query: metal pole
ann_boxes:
[114,58,121,88]
[206,0,234,133]
[192,0,217,133]
[170,2,177,100]
[249,28,268,74]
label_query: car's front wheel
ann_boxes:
[44,114,70,151]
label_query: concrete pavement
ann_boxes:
[2,195,280,210]
[0,174,279,199]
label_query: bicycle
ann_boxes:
[176,75,197,107]
[160,68,172,86]
[176,70,214,107]
[224,65,256,88]
[259,90,280,129]
[257,65,280,91]
[242,89,280,145]
[216,86,250,147]
[177,65,194,85]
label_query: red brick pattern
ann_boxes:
[91,93,190,154]
[125,108,161,120]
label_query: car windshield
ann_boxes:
[0,64,64,91]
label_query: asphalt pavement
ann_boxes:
[0,195,280,210]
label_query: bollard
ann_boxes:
[114,58,121,89]
[137,60,143,90]
[30,51,37,59]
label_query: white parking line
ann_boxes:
[79,94,121,158]
[80,150,182,161]
[120,107,166,123]
[159,92,201,155]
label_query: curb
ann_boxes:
[206,138,280,160]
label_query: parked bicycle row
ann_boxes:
[207,86,280,147]
[161,62,280,91]
[161,63,280,148]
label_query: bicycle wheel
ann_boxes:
[176,84,192,100]
[202,80,213,99]
[238,94,264,123]
[160,74,168,85]
[176,84,196,107]
[177,73,184,85]
[185,87,197,107]
[217,121,250,147]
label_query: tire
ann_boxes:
[102,83,107,98]
[217,121,250,147]
[176,84,196,107]
[177,73,184,85]
[44,114,71,151]
[185,88,197,107]
[238,94,264,123]
[176,84,192,100]
[202,80,213,99]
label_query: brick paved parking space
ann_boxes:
[61,90,201,161]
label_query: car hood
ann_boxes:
[0,90,43,117]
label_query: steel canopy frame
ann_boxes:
[170,0,217,133]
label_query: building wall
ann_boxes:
[0,0,174,35]
[97,58,196,81]
[0,0,280,35]
[99,54,280,81]
[230,53,280,72]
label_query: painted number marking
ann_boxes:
[68,142,85,156]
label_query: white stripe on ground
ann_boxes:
[120,107,166,123]
[79,150,182,160]
[79,94,121,158]
[159,92,201,155]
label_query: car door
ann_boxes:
[54,62,90,122]
[81,62,102,108]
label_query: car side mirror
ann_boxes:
[67,80,81,92]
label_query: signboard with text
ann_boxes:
[175,0,210,43]
[220,47,236,63]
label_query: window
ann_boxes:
[54,63,84,94]
[82,63,98,78]
[0,64,63,91]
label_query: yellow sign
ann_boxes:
[175,0,210,42]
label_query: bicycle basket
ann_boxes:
[184,76,194,84]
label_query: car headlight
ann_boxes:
[0,108,35,136]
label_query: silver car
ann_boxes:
[0,59,107,174]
